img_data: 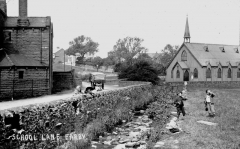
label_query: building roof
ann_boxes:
[0,49,47,67]
[178,61,189,69]
[4,17,51,28]
[184,43,240,67]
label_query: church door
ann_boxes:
[183,70,189,81]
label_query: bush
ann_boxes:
[118,60,160,85]
[79,73,90,81]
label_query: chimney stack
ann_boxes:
[17,0,29,27]
[19,0,27,18]
[0,0,7,15]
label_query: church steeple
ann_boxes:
[184,16,190,43]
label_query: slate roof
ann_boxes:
[4,17,51,28]
[184,43,240,67]
[178,62,189,69]
[0,49,47,67]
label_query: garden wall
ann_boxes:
[168,81,240,89]
[0,82,157,149]
[118,80,151,87]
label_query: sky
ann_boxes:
[6,0,240,58]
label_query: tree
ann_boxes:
[102,57,115,68]
[65,35,99,65]
[91,56,103,71]
[118,60,160,85]
[161,44,178,67]
[111,37,148,65]
[136,53,152,63]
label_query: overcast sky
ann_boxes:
[6,0,240,58]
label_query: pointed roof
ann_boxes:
[167,42,240,69]
[184,17,190,38]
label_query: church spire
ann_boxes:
[184,15,190,43]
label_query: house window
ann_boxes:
[19,71,24,79]
[237,68,240,78]
[176,70,180,78]
[217,68,221,78]
[206,68,211,78]
[3,30,12,43]
[181,51,187,61]
[228,68,232,78]
[171,69,173,78]
[193,68,198,78]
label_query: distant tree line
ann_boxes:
[64,35,179,82]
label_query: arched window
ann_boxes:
[217,68,221,78]
[176,70,180,78]
[181,51,187,61]
[206,68,211,78]
[193,68,198,78]
[237,68,240,78]
[228,68,232,78]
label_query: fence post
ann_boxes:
[32,79,34,97]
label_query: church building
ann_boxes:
[166,17,240,82]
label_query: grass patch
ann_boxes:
[171,88,240,149]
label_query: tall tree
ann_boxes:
[111,37,148,65]
[65,35,99,65]
[91,56,104,71]
[161,44,179,67]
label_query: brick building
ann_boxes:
[0,0,53,100]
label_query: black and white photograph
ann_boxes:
[0,0,240,148]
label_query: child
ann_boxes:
[205,89,216,117]
[74,85,82,95]
[174,92,187,120]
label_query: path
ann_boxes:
[0,82,120,111]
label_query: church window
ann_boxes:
[217,68,221,78]
[228,68,232,78]
[176,70,180,78]
[206,68,211,78]
[237,68,240,78]
[193,68,198,78]
[181,51,187,61]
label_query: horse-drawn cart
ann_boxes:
[90,72,106,89]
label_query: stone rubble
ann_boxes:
[91,111,152,149]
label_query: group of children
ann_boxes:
[174,89,216,120]
[74,83,102,96]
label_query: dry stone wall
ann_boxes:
[0,83,154,149]
[168,81,240,89]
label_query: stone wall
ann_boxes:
[52,70,78,93]
[168,81,240,89]
[0,83,153,149]
[3,28,50,64]
[0,68,50,100]
[119,80,151,87]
